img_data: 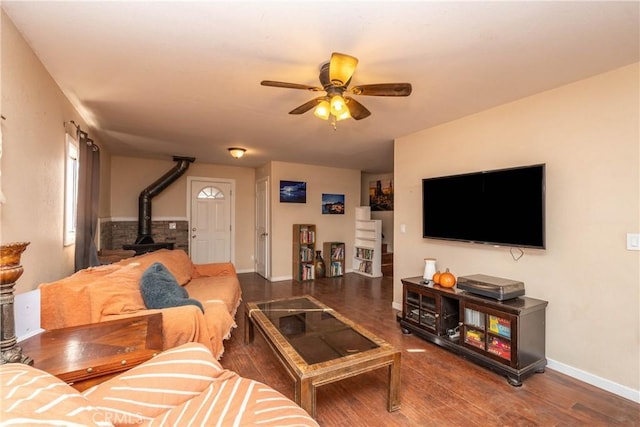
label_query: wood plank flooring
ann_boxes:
[220,273,639,426]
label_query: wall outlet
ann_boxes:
[627,233,640,250]
[169,222,176,230]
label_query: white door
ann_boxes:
[256,178,269,278]
[190,179,232,264]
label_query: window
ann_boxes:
[197,186,225,199]
[64,133,79,246]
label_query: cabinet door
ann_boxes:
[404,287,438,334]
[460,302,518,368]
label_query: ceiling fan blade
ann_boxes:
[349,83,412,97]
[288,97,326,115]
[345,97,371,120]
[329,52,359,87]
[261,80,323,92]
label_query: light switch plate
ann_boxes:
[627,233,640,250]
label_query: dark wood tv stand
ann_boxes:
[400,276,547,386]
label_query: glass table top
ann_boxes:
[255,296,379,365]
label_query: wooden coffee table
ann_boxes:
[245,295,401,418]
[19,313,163,391]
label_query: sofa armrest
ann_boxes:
[192,261,237,278]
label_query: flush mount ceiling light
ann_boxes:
[228,147,246,159]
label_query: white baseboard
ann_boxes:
[270,275,293,282]
[546,358,640,403]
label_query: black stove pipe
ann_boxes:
[134,156,195,245]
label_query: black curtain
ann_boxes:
[75,129,101,271]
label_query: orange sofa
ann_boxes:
[1,342,318,426]
[39,249,241,359]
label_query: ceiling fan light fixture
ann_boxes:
[313,100,331,120]
[334,107,351,121]
[330,53,358,86]
[330,95,348,116]
[228,147,246,159]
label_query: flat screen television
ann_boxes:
[422,164,545,249]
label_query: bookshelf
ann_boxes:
[323,242,345,278]
[353,207,382,278]
[292,224,316,281]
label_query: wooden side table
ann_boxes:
[19,313,163,391]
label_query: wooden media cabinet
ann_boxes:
[400,276,548,386]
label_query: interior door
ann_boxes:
[190,180,232,264]
[255,177,269,279]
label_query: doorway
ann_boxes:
[188,177,234,264]
[255,177,270,279]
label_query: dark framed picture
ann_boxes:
[322,193,345,214]
[369,179,394,211]
[280,180,306,203]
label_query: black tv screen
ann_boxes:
[422,164,545,249]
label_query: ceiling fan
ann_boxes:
[261,52,412,123]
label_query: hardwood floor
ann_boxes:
[221,273,639,426]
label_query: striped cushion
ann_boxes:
[0,364,105,426]
[83,343,318,426]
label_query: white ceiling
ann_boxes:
[3,1,638,173]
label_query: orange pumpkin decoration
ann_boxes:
[432,271,441,285]
[439,268,456,288]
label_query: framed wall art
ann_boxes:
[280,180,306,203]
[369,179,394,211]
[322,193,345,214]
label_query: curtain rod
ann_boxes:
[64,120,99,152]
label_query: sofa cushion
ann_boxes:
[140,262,204,312]
[83,343,232,425]
[186,275,242,315]
[0,364,103,426]
[83,343,318,427]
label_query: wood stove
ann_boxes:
[123,156,194,255]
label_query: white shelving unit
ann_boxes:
[353,207,382,278]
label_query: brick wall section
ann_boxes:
[101,221,189,253]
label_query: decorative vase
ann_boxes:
[0,241,33,365]
[423,258,437,283]
[314,250,326,279]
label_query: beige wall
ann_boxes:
[109,156,256,271]
[0,11,110,292]
[394,64,639,393]
[268,161,361,280]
